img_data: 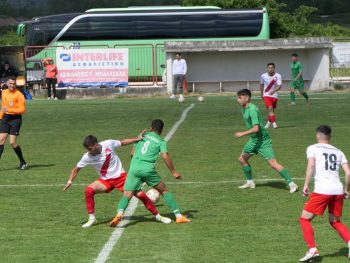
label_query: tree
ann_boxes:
[183,0,350,37]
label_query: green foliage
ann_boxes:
[183,0,350,37]
[0,30,24,46]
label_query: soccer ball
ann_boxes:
[146,189,160,203]
[198,96,204,102]
[178,96,185,103]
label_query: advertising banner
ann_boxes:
[56,48,128,87]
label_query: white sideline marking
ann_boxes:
[94,103,195,263]
[94,197,138,263]
[164,104,195,142]
[0,177,307,188]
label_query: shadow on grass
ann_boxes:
[1,163,55,171]
[256,181,288,190]
[270,125,297,129]
[100,209,199,228]
[321,247,348,259]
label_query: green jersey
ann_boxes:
[131,131,167,168]
[290,61,303,81]
[242,103,270,140]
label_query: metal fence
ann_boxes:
[25,44,166,87]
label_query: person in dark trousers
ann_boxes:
[0,78,27,170]
[43,58,58,100]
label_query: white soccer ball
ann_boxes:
[178,96,185,103]
[146,189,160,203]
[198,96,204,102]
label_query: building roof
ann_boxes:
[165,38,332,52]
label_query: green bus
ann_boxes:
[18,6,270,85]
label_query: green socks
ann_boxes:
[163,192,180,215]
[279,168,293,184]
[117,196,130,213]
[242,165,253,180]
[301,92,309,100]
[290,92,296,103]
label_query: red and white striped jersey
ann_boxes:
[260,72,282,99]
[77,140,124,179]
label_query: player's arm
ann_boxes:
[303,157,315,197]
[63,166,81,191]
[161,152,181,179]
[234,124,259,138]
[120,129,146,146]
[342,163,350,199]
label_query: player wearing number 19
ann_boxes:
[299,125,350,262]
[110,119,191,227]
[235,89,298,193]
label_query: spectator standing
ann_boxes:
[43,58,58,100]
[170,53,187,101]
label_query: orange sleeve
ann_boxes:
[7,92,26,115]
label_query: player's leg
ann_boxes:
[153,181,190,223]
[0,132,8,158]
[110,171,140,227]
[297,86,310,105]
[8,116,27,169]
[266,158,298,193]
[289,86,296,105]
[113,172,171,224]
[82,180,109,228]
[170,75,179,98]
[328,195,350,258]
[299,209,319,262]
[271,99,278,128]
[263,97,272,129]
[46,78,51,99]
[134,190,172,224]
[52,79,57,99]
[0,117,10,159]
[238,151,255,189]
[258,140,298,192]
[178,75,184,101]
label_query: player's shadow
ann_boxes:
[1,164,55,171]
[108,209,199,228]
[320,247,347,260]
[256,181,288,190]
[270,125,296,129]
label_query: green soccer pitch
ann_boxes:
[1,93,350,262]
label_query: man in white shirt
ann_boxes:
[299,125,350,262]
[170,53,187,100]
[259,62,282,129]
[63,133,171,228]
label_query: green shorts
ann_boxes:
[290,79,304,90]
[124,167,162,191]
[242,138,275,160]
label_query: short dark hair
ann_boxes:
[83,135,98,148]
[267,62,275,67]
[237,89,251,97]
[291,53,298,57]
[316,125,331,137]
[151,119,164,134]
[176,52,182,56]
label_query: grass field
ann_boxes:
[1,92,350,263]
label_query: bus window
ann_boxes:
[32,31,45,46]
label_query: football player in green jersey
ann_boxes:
[110,119,191,226]
[235,89,298,193]
[289,53,311,105]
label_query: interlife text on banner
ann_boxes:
[56,48,129,87]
